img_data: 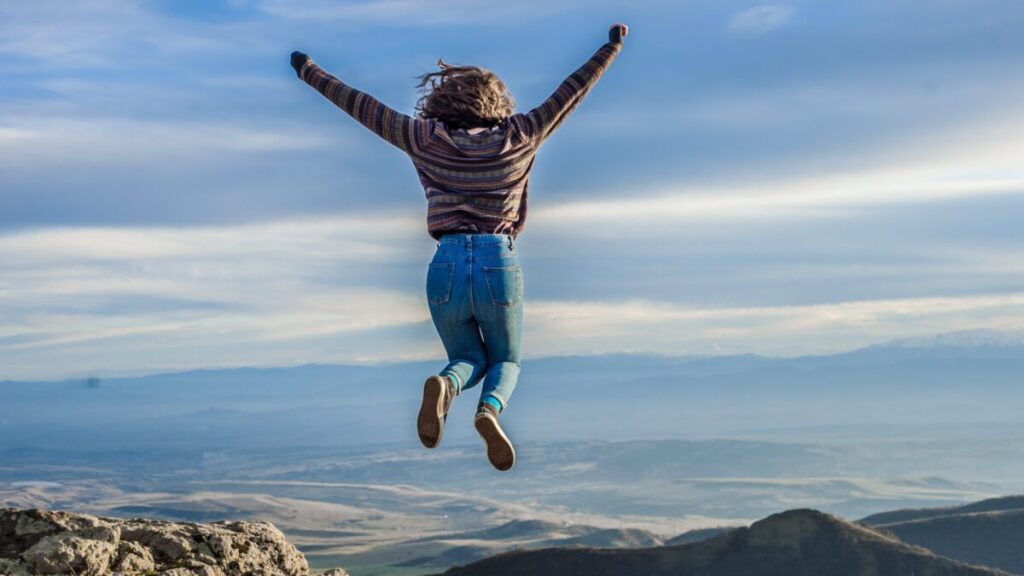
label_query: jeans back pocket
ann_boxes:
[426,262,455,305]
[482,265,522,307]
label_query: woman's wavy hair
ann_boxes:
[415,58,515,130]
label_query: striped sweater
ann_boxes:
[299,40,622,239]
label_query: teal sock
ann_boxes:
[482,395,502,412]
[443,372,461,394]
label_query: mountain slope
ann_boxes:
[437,509,1009,576]
[862,496,1024,574]
[861,495,1024,525]
[664,526,735,545]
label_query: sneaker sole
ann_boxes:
[417,376,446,448]
[474,412,515,471]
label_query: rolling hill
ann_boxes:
[861,495,1024,525]
[862,495,1024,574]
[314,518,665,571]
[436,509,1009,576]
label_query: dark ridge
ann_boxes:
[551,527,662,548]
[440,519,577,541]
[393,521,661,569]
[861,495,1024,526]
[867,506,1024,574]
[436,509,1009,576]
[664,526,736,546]
[397,545,495,568]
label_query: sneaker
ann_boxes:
[418,375,456,448]
[474,402,516,471]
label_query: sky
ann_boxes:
[1,0,1023,379]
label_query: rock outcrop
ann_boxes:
[0,508,316,576]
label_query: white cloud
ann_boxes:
[258,0,578,25]
[0,0,145,67]
[0,116,332,167]
[665,69,1024,131]
[2,103,1023,378]
[1,94,1022,378]
[1,0,1022,379]
[0,0,263,70]
[536,177,1024,227]
[0,213,431,378]
[729,5,794,33]
[537,110,1024,226]
[522,294,1024,357]
[2,203,1023,379]
[0,127,35,142]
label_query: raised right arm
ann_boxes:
[522,25,626,146]
[292,51,423,154]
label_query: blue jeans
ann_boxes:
[426,233,523,411]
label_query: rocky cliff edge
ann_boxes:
[0,508,349,576]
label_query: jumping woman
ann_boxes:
[291,23,627,471]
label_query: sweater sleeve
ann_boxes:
[522,40,623,146]
[299,58,423,154]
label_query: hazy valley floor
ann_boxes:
[3,432,1022,575]
[4,344,1023,574]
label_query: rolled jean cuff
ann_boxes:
[482,392,506,412]
[440,370,462,394]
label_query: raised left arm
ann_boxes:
[520,24,627,147]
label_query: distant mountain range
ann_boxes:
[435,508,1009,576]
[883,329,1024,349]
[3,329,1023,451]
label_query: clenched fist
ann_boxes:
[609,23,629,44]
[290,51,309,78]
